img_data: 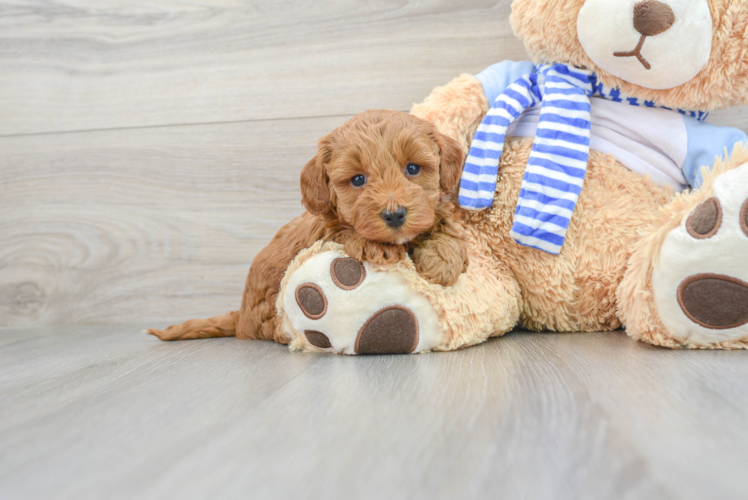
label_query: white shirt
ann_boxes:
[507,98,688,190]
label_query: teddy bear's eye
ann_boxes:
[351,175,367,187]
[406,164,421,176]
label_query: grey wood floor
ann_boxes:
[3,2,748,498]
[2,326,748,500]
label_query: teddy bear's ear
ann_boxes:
[435,132,465,195]
[300,134,334,216]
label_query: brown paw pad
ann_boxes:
[686,197,722,239]
[678,274,748,329]
[295,283,327,320]
[355,306,419,355]
[330,257,366,290]
[741,198,748,237]
[304,330,332,349]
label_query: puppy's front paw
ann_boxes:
[412,235,468,287]
[342,235,405,265]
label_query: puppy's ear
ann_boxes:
[300,135,334,216]
[435,131,465,195]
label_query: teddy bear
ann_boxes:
[265,0,748,354]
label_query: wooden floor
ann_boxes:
[2,326,748,500]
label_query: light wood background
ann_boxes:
[3,0,748,327]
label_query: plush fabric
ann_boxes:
[459,62,719,255]
[510,0,748,112]
[619,145,748,349]
[278,238,523,354]
[577,0,713,90]
[476,60,748,190]
[278,0,748,353]
[460,64,596,255]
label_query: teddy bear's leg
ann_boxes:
[410,74,489,153]
[618,147,748,349]
[275,239,522,355]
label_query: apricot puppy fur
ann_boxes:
[148,110,468,343]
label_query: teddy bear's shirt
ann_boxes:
[477,61,748,191]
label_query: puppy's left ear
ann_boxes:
[300,134,335,216]
[435,131,465,195]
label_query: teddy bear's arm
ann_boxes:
[411,74,490,154]
[682,116,748,187]
[411,61,536,153]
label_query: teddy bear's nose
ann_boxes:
[633,0,676,37]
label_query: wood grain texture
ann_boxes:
[1,327,748,500]
[0,115,353,326]
[1,0,747,328]
[2,0,744,137]
[0,0,528,136]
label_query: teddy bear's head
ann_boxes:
[510,0,748,111]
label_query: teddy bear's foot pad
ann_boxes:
[355,306,419,354]
[653,163,748,346]
[282,249,441,354]
[678,274,748,330]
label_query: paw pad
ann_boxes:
[652,164,748,345]
[295,284,327,320]
[330,258,366,290]
[678,274,748,330]
[686,197,722,239]
[282,248,442,354]
[304,330,332,349]
[355,306,419,355]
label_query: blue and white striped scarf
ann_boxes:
[458,63,708,255]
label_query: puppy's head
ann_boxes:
[300,110,464,245]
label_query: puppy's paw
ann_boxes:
[342,235,405,265]
[412,235,468,287]
[145,328,169,340]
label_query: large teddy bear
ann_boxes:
[275,0,748,354]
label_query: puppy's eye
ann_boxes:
[406,163,421,176]
[351,175,367,187]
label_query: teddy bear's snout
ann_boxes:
[633,0,676,37]
[578,0,711,90]
[613,0,677,70]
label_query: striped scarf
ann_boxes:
[458,63,708,255]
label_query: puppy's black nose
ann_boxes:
[382,207,407,228]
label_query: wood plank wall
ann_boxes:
[1,0,747,327]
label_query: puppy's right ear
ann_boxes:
[300,135,334,216]
[435,131,465,195]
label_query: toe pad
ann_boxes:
[678,274,748,330]
[355,306,419,354]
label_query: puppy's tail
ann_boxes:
[146,311,239,341]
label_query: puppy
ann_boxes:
[148,110,468,343]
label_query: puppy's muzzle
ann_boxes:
[381,207,407,228]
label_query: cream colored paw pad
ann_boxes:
[281,249,441,355]
[653,163,748,345]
